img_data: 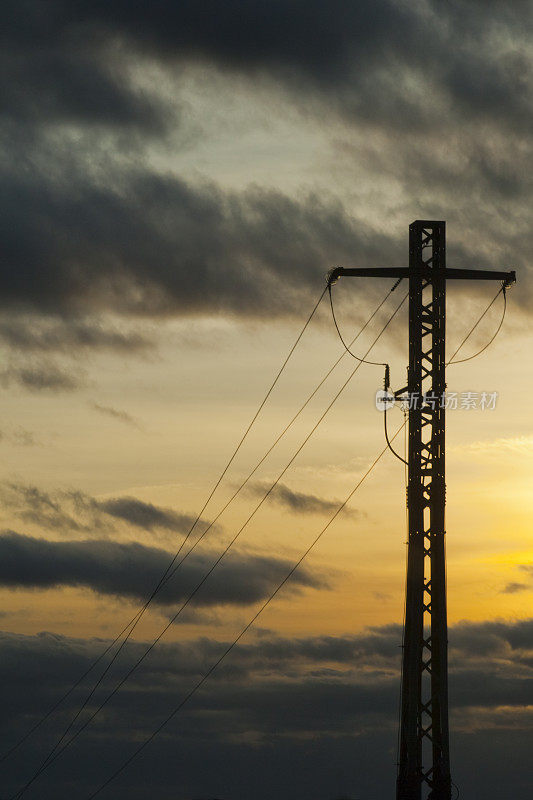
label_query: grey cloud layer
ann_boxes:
[0,531,327,607]
[6,0,531,132]
[0,0,530,327]
[2,619,533,799]
[0,146,397,318]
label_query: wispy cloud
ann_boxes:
[502,582,530,595]
[1,482,216,542]
[500,565,533,595]
[90,402,141,428]
[247,481,362,518]
[0,427,40,447]
[0,362,84,392]
[0,317,155,354]
[97,496,202,534]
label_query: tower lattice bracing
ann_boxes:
[396,221,450,800]
[327,220,515,800]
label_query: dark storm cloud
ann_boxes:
[2,142,529,322]
[2,619,532,719]
[8,0,530,133]
[0,531,327,607]
[1,1,170,132]
[2,619,533,799]
[1,0,530,324]
[0,147,399,318]
[248,481,362,518]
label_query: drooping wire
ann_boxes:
[447,284,507,365]
[328,282,389,368]
[329,279,407,465]
[385,282,509,465]
[1,285,328,768]
[384,400,408,466]
[84,421,407,800]
[11,293,408,799]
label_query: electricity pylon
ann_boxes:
[328,220,515,799]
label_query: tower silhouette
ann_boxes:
[328,220,515,799]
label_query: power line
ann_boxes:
[328,282,393,368]
[0,613,139,766]
[382,284,509,469]
[5,282,394,798]
[328,282,407,466]
[447,284,507,365]
[11,291,408,798]
[3,286,327,775]
[84,421,407,800]
[384,404,408,466]
[153,284,404,598]
[4,283,394,779]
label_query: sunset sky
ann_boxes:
[1,2,532,799]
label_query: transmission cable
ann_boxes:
[11,292,408,799]
[329,280,408,466]
[7,283,396,784]
[4,280,397,774]
[447,284,507,365]
[0,613,140,766]
[9,283,394,791]
[1,286,327,767]
[384,401,408,466]
[6,283,397,798]
[84,420,406,799]
[328,281,391,367]
[383,285,507,465]
[386,283,508,465]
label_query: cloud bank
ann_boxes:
[0,0,530,332]
[2,618,533,799]
[0,530,328,608]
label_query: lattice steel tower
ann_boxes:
[328,220,515,800]
[397,221,450,800]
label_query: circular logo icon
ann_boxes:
[375,390,395,411]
